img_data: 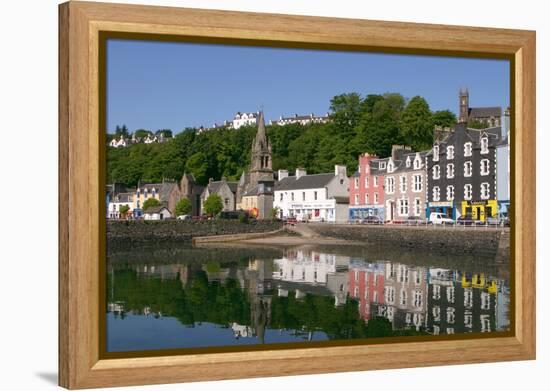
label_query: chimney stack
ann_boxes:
[278,169,289,180]
[334,165,347,177]
[295,168,307,179]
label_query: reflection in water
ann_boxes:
[106,245,510,352]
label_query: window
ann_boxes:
[314,191,317,200]
[399,198,409,216]
[433,284,441,300]
[379,162,386,169]
[446,146,454,160]
[413,174,422,192]
[446,185,454,201]
[464,161,472,177]
[446,327,455,334]
[464,184,473,200]
[354,194,359,205]
[433,306,441,322]
[481,182,491,200]
[464,142,472,157]
[386,177,395,194]
[481,314,491,332]
[433,186,441,201]
[385,286,395,304]
[480,159,490,175]
[446,286,455,303]
[388,161,394,172]
[374,193,379,204]
[464,288,473,308]
[365,194,369,204]
[406,156,411,167]
[302,192,306,201]
[481,292,491,310]
[447,308,455,324]
[414,198,422,216]
[481,136,489,154]
[446,163,455,179]
[365,176,369,188]
[400,290,407,306]
[433,145,440,161]
[224,198,229,206]
[414,157,421,169]
[399,176,407,193]
[432,165,440,179]
[413,290,423,308]
[374,176,379,187]
[354,178,359,189]
[291,192,294,201]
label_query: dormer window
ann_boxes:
[433,145,440,162]
[379,162,386,170]
[413,157,421,170]
[406,157,411,168]
[481,137,489,154]
[446,146,454,160]
[464,142,473,157]
[387,161,394,172]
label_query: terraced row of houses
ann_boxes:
[107,90,510,223]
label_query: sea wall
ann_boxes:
[308,224,509,258]
[107,220,283,245]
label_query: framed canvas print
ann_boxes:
[58,1,536,389]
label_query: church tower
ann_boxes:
[459,88,469,123]
[249,111,274,187]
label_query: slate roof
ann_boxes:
[468,107,502,119]
[275,173,336,191]
[207,180,238,194]
[114,192,133,203]
[143,205,169,214]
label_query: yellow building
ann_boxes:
[460,199,498,221]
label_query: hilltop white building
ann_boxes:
[269,113,330,126]
[232,112,258,129]
[274,165,349,223]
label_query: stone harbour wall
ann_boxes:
[309,224,509,258]
[108,220,283,244]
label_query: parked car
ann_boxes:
[456,214,480,226]
[177,214,192,221]
[284,217,297,226]
[429,212,454,225]
[360,215,384,225]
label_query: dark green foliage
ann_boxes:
[399,96,435,151]
[107,93,455,186]
[467,119,489,129]
[175,198,192,216]
[432,110,457,128]
[134,129,151,139]
[365,316,393,337]
[203,194,223,216]
[142,197,160,211]
[119,205,130,215]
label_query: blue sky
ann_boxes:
[106,39,510,133]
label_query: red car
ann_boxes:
[285,217,297,226]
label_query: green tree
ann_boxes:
[142,197,160,211]
[432,110,457,128]
[134,129,151,139]
[467,119,488,129]
[366,316,393,338]
[329,92,363,132]
[399,96,434,151]
[185,152,210,184]
[119,204,130,216]
[175,198,192,216]
[203,194,223,216]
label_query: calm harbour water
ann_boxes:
[106,243,510,352]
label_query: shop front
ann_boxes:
[348,205,385,222]
[460,200,498,221]
[426,201,455,219]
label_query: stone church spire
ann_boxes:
[250,111,272,173]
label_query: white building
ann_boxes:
[143,206,172,220]
[109,134,128,148]
[232,112,258,129]
[269,113,330,126]
[107,192,134,219]
[274,165,349,223]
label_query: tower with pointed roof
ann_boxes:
[236,111,274,219]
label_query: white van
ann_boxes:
[429,212,454,225]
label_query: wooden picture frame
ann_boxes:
[59,1,536,388]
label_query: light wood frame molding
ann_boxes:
[59,1,536,389]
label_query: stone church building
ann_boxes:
[236,111,275,219]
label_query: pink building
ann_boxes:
[348,262,385,322]
[348,153,385,221]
